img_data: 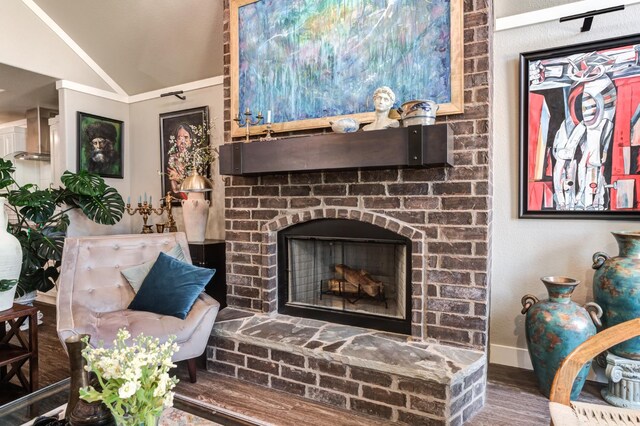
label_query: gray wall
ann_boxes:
[129,85,225,240]
[491,3,640,367]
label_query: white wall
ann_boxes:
[491,4,640,368]
[128,85,225,240]
[495,0,579,18]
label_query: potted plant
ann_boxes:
[0,158,125,300]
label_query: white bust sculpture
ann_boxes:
[363,86,400,131]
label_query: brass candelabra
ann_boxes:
[261,122,274,141]
[125,199,165,234]
[234,108,263,143]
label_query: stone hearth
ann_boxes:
[208,309,486,425]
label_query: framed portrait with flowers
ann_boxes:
[159,106,210,205]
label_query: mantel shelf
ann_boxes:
[218,124,453,176]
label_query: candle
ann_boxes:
[149,196,152,205]
[267,110,272,124]
[127,196,130,205]
[138,195,142,204]
[144,192,147,203]
[245,107,250,115]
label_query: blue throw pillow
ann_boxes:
[121,244,187,293]
[128,252,215,320]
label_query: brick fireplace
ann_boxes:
[209,0,492,424]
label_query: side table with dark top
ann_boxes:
[189,239,227,309]
[0,303,38,393]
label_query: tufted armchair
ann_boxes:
[56,232,220,382]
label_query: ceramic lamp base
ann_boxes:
[181,194,210,243]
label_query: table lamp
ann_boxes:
[179,169,213,242]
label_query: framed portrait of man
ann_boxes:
[159,106,210,205]
[77,112,124,178]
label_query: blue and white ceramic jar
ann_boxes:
[399,100,439,126]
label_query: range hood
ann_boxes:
[14,107,57,161]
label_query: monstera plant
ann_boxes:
[0,159,125,297]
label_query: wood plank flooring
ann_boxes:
[0,302,614,425]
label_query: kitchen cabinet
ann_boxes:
[0,127,26,158]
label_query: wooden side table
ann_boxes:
[0,303,38,392]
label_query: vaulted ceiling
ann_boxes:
[33,0,224,95]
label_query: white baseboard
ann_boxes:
[490,344,533,370]
[490,343,606,383]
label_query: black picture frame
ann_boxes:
[159,106,209,205]
[520,33,640,219]
[77,112,124,178]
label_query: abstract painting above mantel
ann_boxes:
[230,0,463,137]
[520,34,640,219]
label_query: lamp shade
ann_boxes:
[180,170,213,193]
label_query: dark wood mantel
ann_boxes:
[219,124,453,176]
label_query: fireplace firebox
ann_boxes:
[278,219,412,334]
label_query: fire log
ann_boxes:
[327,279,359,294]
[334,264,384,298]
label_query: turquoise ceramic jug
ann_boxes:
[521,276,601,399]
[593,231,640,359]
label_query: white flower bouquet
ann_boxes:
[79,329,179,426]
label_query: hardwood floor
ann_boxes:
[0,303,613,425]
[468,364,605,426]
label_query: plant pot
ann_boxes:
[0,290,15,311]
[14,290,37,306]
[0,197,22,311]
[593,231,640,359]
[521,276,602,399]
[0,285,17,311]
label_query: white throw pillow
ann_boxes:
[120,244,186,293]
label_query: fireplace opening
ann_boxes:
[278,219,412,334]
